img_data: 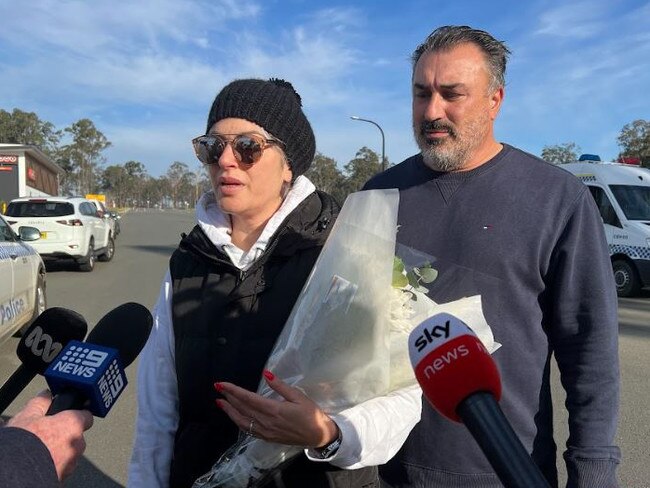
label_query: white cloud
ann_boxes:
[533,2,607,39]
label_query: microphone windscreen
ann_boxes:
[17,308,88,372]
[409,313,501,422]
[87,302,153,367]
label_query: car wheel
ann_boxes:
[79,239,95,272]
[16,272,47,336]
[612,259,641,297]
[98,236,115,262]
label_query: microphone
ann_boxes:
[44,302,153,417]
[409,313,550,488]
[0,308,88,415]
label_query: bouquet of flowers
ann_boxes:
[193,189,499,488]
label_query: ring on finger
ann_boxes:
[247,418,256,437]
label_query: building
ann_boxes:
[0,144,65,211]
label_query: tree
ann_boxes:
[0,108,61,156]
[343,146,382,194]
[102,165,129,207]
[541,142,580,165]
[166,161,192,208]
[304,152,345,198]
[617,119,650,167]
[60,119,111,195]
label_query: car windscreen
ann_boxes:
[6,201,75,217]
[609,185,650,221]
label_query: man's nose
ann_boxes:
[423,94,445,121]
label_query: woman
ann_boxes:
[128,78,421,488]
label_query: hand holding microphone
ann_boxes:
[409,313,550,488]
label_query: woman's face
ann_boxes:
[207,118,292,225]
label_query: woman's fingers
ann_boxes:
[214,374,338,447]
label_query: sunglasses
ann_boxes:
[192,133,285,165]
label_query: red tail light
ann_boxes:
[56,219,83,226]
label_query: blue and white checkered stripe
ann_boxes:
[0,243,35,261]
[578,175,597,183]
[610,244,650,260]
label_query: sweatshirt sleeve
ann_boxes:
[0,427,59,488]
[547,189,621,487]
[304,384,422,469]
[127,270,179,488]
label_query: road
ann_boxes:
[1,209,649,487]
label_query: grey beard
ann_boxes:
[415,132,471,172]
[420,144,468,172]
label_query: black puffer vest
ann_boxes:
[168,191,379,488]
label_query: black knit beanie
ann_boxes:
[206,78,316,179]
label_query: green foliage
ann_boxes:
[393,256,438,301]
[617,119,650,167]
[0,108,61,157]
[541,142,581,165]
[59,119,111,195]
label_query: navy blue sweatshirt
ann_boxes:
[364,145,621,488]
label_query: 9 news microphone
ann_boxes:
[0,307,87,415]
[44,302,153,417]
[409,313,550,488]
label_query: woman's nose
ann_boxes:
[217,142,238,168]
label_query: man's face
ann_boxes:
[412,42,502,172]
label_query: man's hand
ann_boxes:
[7,390,94,480]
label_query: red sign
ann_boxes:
[0,166,14,172]
[27,168,37,181]
[0,155,18,164]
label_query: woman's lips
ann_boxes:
[218,176,244,195]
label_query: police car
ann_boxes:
[0,213,47,345]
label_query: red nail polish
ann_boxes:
[263,370,275,381]
[214,382,224,392]
[215,399,223,409]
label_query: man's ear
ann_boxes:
[489,86,504,120]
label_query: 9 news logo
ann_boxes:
[46,341,127,416]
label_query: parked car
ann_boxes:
[87,198,120,238]
[4,196,115,272]
[0,213,46,345]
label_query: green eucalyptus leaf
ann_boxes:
[406,269,419,288]
[419,267,438,283]
[393,271,408,288]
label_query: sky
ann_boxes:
[0,0,648,177]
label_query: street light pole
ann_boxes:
[350,116,386,172]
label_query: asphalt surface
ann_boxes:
[0,208,648,487]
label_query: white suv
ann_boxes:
[5,196,115,272]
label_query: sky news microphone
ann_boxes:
[0,307,88,415]
[409,313,551,488]
[44,302,153,417]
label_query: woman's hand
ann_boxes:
[214,370,338,448]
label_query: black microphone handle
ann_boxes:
[46,389,89,416]
[0,365,36,415]
[456,392,551,488]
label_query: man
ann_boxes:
[0,391,93,487]
[364,26,620,487]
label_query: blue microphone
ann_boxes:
[44,302,153,416]
[45,340,126,417]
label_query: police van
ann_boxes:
[0,213,47,344]
[562,158,650,297]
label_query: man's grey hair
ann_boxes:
[412,25,511,92]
